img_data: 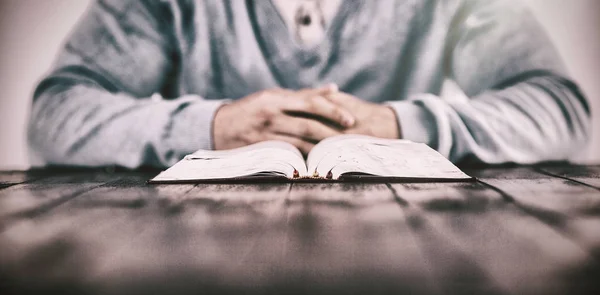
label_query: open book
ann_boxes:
[150,135,472,183]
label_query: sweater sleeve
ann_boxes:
[28,0,228,168]
[387,0,591,164]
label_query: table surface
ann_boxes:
[1,165,599,295]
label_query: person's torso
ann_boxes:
[168,0,458,103]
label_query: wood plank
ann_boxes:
[0,170,48,189]
[0,174,292,294]
[0,168,116,190]
[0,171,32,189]
[283,183,439,294]
[391,181,598,295]
[471,167,600,217]
[3,167,600,294]
[90,182,291,291]
[0,171,125,222]
[0,172,161,293]
[537,165,600,190]
[471,167,600,260]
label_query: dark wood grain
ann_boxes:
[0,171,125,222]
[90,182,291,291]
[0,172,292,294]
[0,171,30,188]
[537,165,600,190]
[0,170,46,189]
[391,182,598,295]
[1,166,599,294]
[280,183,438,294]
[471,167,600,260]
[471,167,600,217]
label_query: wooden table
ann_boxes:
[1,165,599,294]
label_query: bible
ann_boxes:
[150,135,472,183]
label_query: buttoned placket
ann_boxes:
[271,0,343,48]
[294,0,326,47]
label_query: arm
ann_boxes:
[388,0,591,164]
[28,0,226,168]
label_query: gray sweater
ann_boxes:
[29,0,591,168]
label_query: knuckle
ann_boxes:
[305,98,318,112]
[258,106,277,119]
[256,108,269,119]
[299,122,313,137]
[258,116,272,131]
[300,94,312,104]
[330,107,343,119]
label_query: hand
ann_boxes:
[213,86,356,154]
[325,92,400,139]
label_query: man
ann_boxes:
[28,0,590,168]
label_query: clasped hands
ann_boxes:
[213,85,400,155]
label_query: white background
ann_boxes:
[1,0,599,169]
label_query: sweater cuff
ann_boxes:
[166,98,230,162]
[385,100,437,148]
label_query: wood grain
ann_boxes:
[472,167,600,260]
[471,167,600,217]
[1,172,292,293]
[1,166,599,294]
[280,183,438,294]
[0,171,37,189]
[391,181,597,295]
[537,165,600,190]
[0,171,124,222]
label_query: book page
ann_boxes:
[152,141,307,182]
[307,135,470,180]
[307,135,380,175]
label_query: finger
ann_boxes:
[306,95,355,127]
[265,133,315,155]
[298,83,339,96]
[323,83,339,93]
[323,91,355,105]
[270,115,341,142]
[269,84,337,98]
[282,94,355,127]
